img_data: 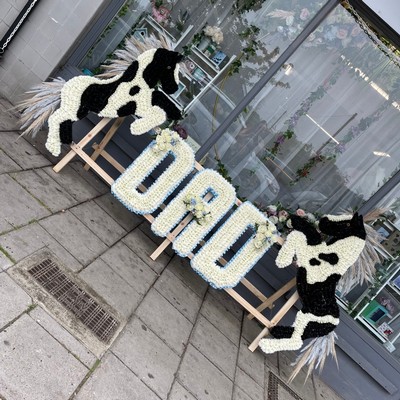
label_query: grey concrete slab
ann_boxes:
[191,315,238,379]
[0,98,19,131]
[30,306,96,368]
[122,228,171,274]
[235,367,264,400]
[69,161,109,195]
[0,148,21,174]
[313,375,343,400]
[11,169,77,212]
[43,165,100,202]
[100,241,157,295]
[70,201,126,246]
[169,382,197,400]
[265,351,279,375]
[39,211,108,266]
[95,193,142,232]
[0,222,82,272]
[79,258,142,318]
[0,251,12,269]
[136,289,193,356]
[139,222,175,257]
[167,255,208,298]
[75,353,161,400]
[200,293,242,346]
[237,338,265,388]
[278,353,316,400]
[154,268,202,323]
[241,317,263,344]
[0,273,31,328]
[178,345,234,400]
[112,317,180,400]
[0,132,51,169]
[233,386,253,400]
[0,314,88,400]
[0,174,50,228]
[208,287,244,321]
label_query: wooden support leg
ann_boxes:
[84,117,124,171]
[248,278,297,320]
[53,118,112,173]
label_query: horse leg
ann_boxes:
[152,90,182,121]
[46,108,74,157]
[129,106,167,135]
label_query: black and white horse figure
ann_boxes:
[46,48,183,156]
[259,213,366,353]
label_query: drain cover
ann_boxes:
[9,249,125,356]
[28,258,119,343]
[267,371,303,400]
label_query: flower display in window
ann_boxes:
[183,193,212,226]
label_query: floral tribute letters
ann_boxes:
[112,128,279,289]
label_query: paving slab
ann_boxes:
[169,381,197,400]
[0,314,88,400]
[233,386,253,400]
[235,367,264,400]
[0,174,50,228]
[70,200,126,246]
[43,165,100,202]
[79,258,142,318]
[0,148,21,174]
[0,273,31,329]
[75,353,161,400]
[69,161,109,195]
[200,292,242,346]
[0,222,82,271]
[237,337,265,388]
[0,98,19,131]
[136,289,193,355]
[178,345,233,400]
[278,352,316,400]
[313,375,343,400]
[122,228,171,274]
[0,252,13,270]
[39,211,108,266]
[11,169,77,212]
[30,306,96,368]
[0,132,51,169]
[139,222,175,257]
[167,255,208,298]
[191,315,238,379]
[154,268,202,323]
[112,317,181,400]
[208,287,244,321]
[95,193,142,232]
[100,241,157,295]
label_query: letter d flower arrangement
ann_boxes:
[183,193,212,226]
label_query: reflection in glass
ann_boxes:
[204,4,400,215]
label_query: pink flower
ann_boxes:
[278,210,289,221]
[299,8,310,21]
[266,205,277,215]
[296,208,306,217]
[336,28,348,40]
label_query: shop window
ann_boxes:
[202,4,400,216]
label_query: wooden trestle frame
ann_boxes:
[53,117,300,352]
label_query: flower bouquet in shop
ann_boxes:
[197,25,224,56]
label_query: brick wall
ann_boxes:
[0,0,110,103]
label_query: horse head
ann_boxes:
[142,48,183,94]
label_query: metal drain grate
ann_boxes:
[28,258,120,343]
[267,371,303,400]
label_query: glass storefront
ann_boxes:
[76,0,400,363]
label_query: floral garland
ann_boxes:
[152,169,237,257]
[183,194,212,226]
[190,202,279,289]
[265,67,342,159]
[111,128,194,215]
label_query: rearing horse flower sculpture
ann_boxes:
[18,45,183,157]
